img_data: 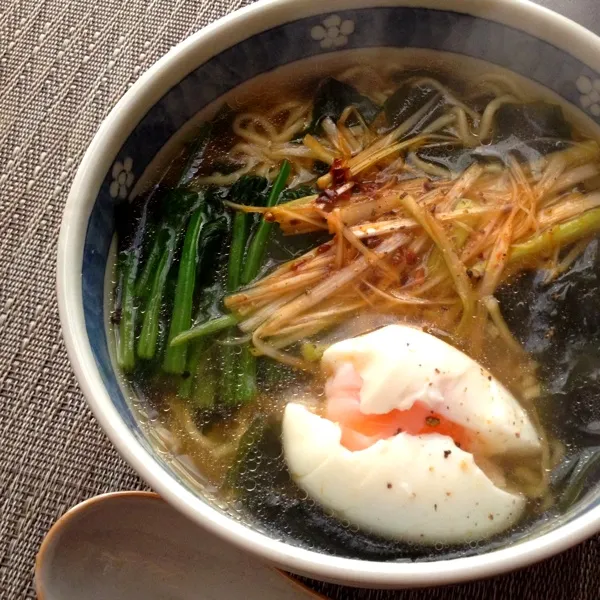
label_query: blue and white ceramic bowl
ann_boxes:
[57,0,600,588]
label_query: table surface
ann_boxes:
[1,1,599,598]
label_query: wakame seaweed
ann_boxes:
[310,78,381,132]
[492,102,572,144]
[415,142,478,174]
[384,80,443,132]
[498,239,600,504]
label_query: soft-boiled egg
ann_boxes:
[282,324,541,544]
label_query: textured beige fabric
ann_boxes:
[0,0,598,598]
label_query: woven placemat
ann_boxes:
[0,1,598,598]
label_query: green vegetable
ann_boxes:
[136,189,205,360]
[415,142,477,174]
[134,230,167,298]
[137,247,171,360]
[163,208,208,374]
[170,314,239,347]
[235,345,257,403]
[193,369,217,408]
[165,212,227,373]
[221,208,248,403]
[113,187,158,371]
[180,339,217,408]
[221,175,269,405]
[509,208,600,264]
[280,184,317,202]
[310,78,380,132]
[179,339,206,398]
[241,160,291,285]
[227,212,249,292]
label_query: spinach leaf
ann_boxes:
[280,184,317,201]
[228,175,270,206]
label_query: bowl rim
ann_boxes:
[57,0,600,588]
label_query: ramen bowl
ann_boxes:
[57,0,600,588]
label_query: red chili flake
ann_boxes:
[317,243,332,254]
[387,482,393,489]
[404,249,418,265]
[423,180,434,191]
[289,219,299,226]
[330,157,350,186]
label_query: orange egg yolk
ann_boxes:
[325,363,471,452]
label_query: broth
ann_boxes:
[111,59,600,559]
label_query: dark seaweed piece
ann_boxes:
[415,142,478,173]
[313,160,331,177]
[493,102,572,143]
[178,123,213,187]
[483,102,573,158]
[552,447,600,510]
[383,81,442,131]
[472,136,571,165]
[310,78,381,132]
[497,239,600,449]
[225,415,269,489]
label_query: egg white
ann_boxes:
[283,403,526,543]
[282,325,541,543]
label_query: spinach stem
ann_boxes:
[241,160,291,285]
[163,209,207,374]
[137,244,171,360]
[170,314,238,347]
